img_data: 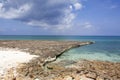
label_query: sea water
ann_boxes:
[57,36,120,62]
[0,35,120,62]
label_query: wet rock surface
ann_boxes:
[0,40,119,80]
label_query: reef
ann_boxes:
[0,40,119,80]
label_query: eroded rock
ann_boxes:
[0,40,119,80]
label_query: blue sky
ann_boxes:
[0,0,120,35]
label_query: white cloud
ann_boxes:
[0,3,32,19]
[0,3,3,8]
[27,14,74,31]
[74,2,83,10]
[0,0,83,31]
[69,5,73,10]
[27,20,50,29]
[76,22,93,29]
[83,22,93,29]
[0,3,3,11]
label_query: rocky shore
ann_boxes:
[0,40,93,66]
[0,40,119,80]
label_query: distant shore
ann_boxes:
[0,40,119,80]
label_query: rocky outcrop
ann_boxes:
[47,60,120,80]
[1,40,119,80]
[0,40,94,66]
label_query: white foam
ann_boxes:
[0,48,38,77]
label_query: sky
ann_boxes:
[0,0,120,35]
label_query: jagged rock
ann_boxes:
[96,76,104,80]
[63,76,73,80]
[0,40,120,80]
[34,78,40,80]
[79,75,94,80]
[86,71,97,79]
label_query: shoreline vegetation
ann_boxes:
[0,40,119,80]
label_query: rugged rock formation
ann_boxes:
[47,60,120,80]
[0,40,94,66]
[0,40,119,80]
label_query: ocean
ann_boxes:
[0,35,120,62]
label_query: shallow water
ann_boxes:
[0,35,120,62]
[58,40,120,62]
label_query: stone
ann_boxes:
[63,76,73,80]
[0,40,120,80]
[34,78,40,80]
[86,71,97,79]
[96,76,104,80]
[79,75,94,80]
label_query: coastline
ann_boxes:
[0,40,119,80]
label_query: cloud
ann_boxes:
[83,22,93,29]
[0,3,32,19]
[74,2,83,10]
[76,22,93,29]
[0,0,82,30]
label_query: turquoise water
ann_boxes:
[0,35,120,62]
[58,41,120,62]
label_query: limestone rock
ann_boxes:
[34,78,40,80]
[63,76,73,80]
[86,71,97,79]
[79,75,94,80]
